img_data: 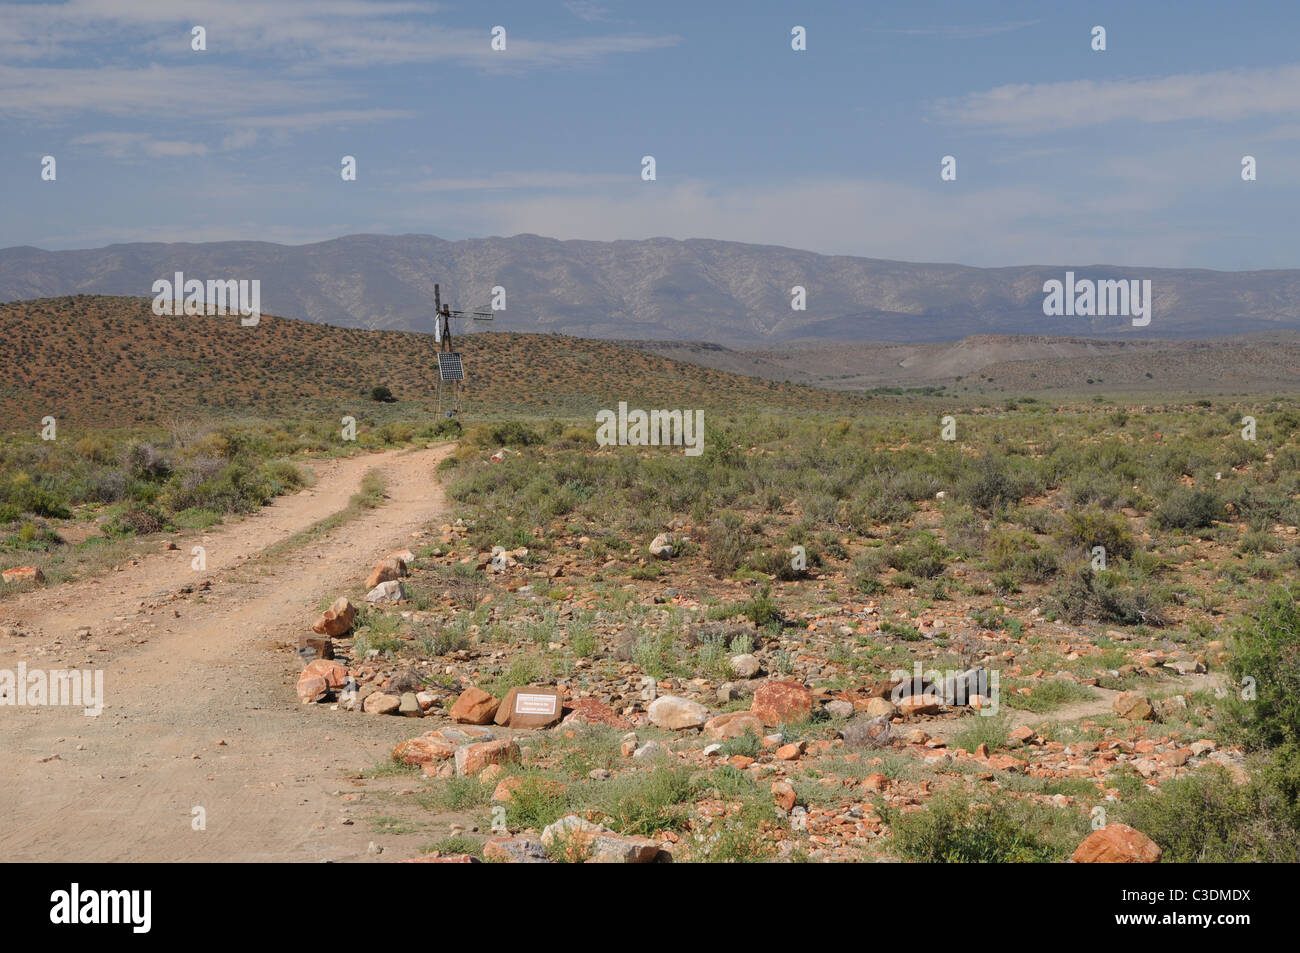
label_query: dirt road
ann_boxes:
[0,445,452,862]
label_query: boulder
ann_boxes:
[312,596,356,636]
[751,680,812,726]
[864,697,898,719]
[450,687,500,725]
[365,556,408,589]
[296,675,329,704]
[365,580,407,604]
[493,685,564,729]
[1072,824,1162,863]
[392,734,458,766]
[648,534,675,559]
[483,837,551,864]
[771,780,797,812]
[1113,692,1155,721]
[647,695,709,730]
[704,711,766,740]
[824,699,855,719]
[454,739,520,777]
[897,693,943,717]
[539,815,663,862]
[730,654,761,678]
[1,566,44,585]
[362,692,401,715]
[300,658,349,689]
[561,697,629,729]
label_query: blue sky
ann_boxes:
[2,0,1297,268]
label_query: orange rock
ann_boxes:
[1,566,44,585]
[564,697,629,729]
[1072,824,1162,863]
[771,780,796,812]
[704,711,766,739]
[365,556,408,590]
[775,742,803,761]
[455,739,520,777]
[300,658,349,689]
[898,694,943,717]
[751,681,812,727]
[392,734,458,766]
[312,596,356,636]
[296,675,329,703]
[862,772,889,793]
[1114,692,1155,721]
[450,687,500,725]
[492,776,567,803]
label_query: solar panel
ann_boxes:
[437,352,465,381]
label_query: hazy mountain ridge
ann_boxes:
[3,234,1300,344]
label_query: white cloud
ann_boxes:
[71,131,210,158]
[874,20,1040,39]
[935,64,1300,130]
[423,178,1208,267]
[407,171,631,192]
[0,0,677,71]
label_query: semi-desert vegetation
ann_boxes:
[5,298,1296,863]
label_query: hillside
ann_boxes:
[0,295,856,427]
[633,333,1300,394]
[5,235,1300,344]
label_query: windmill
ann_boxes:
[433,283,493,416]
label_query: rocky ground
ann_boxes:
[292,501,1242,863]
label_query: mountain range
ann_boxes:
[3,234,1299,344]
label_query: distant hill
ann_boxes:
[3,234,1300,344]
[0,295,855,427]
[632,333,1300,394]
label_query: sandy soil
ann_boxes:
[0,444,452,862]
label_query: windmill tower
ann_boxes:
[434,283,493,416]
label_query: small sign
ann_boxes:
[515,693,558,716]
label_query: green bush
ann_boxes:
[884,531,948,578]
[1217,586,1300,751]
[488,420,544,447]
[1153,488,1220,531]
[960,458,1024,512]
[885,792,1071,862]
[1050,566,1167,626]
[1058,506,1135,559]
[1122,761,1300,862]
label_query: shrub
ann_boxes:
[1058,506,1135,559]
[370,385,396,402]
[884,531,948,578]
[488,420,544,447]
[119,441,171,481]
[1153,488,1220,531]
[706,512,751,577]
[1050,566,1167,626]
[1217,586,1300,752]
[885,792,1070,862]
[960,458,1023,512]
[1122,761,1300,862]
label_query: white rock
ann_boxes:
[365,580,407,604]
[648,533,675,559]
[647,695,708,730]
